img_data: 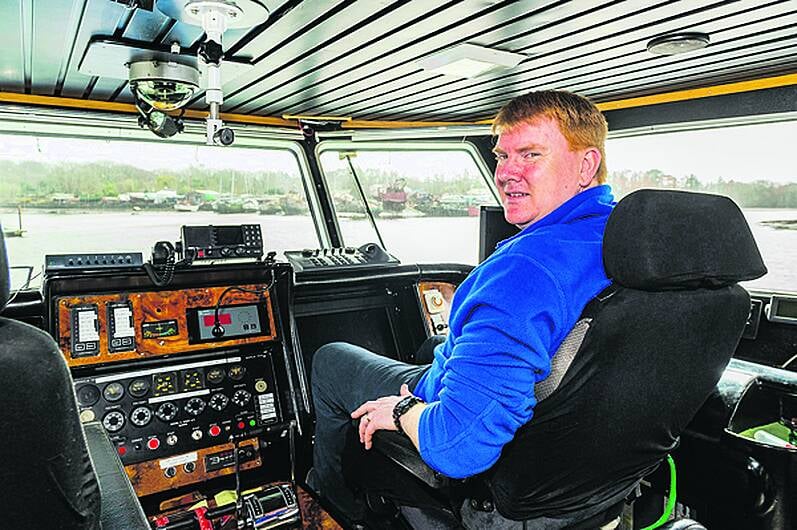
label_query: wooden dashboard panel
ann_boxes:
[125,438,261,497]
[418,282,456,336]
[56,283,276,367]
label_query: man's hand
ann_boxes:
[351,384,413,450]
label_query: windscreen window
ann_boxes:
[606,119,797,292]
[318,145,497,264]
[0,135,318,288]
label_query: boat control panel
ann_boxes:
[44,262,300,497]
[285,242,399,274]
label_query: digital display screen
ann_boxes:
[215,226,244,245]
[776,299,797,319]
[195,305,263,341]
[142,320,179,339]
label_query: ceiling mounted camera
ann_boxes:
[129,50,196,138]
[128,59,199,111]
[137,107,184,138]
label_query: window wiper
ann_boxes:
[342,153,387,251]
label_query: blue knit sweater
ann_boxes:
[413,185,615,478]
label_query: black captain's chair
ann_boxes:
[0,226,149,530]
[348,189,767,529]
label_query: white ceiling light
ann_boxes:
[647,32,710,56]
[416,43,526,79]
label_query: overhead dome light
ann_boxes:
[416,43,526,79]
[128,60,199,111]
[647,32,710,56]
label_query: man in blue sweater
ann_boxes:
[310,90,614,522]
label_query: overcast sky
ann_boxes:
[0,118,795,184]
[606,120,797,184]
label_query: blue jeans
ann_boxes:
[310,341,434,517]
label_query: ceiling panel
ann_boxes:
[382,7,797,121]
[3,0,796,124]
[330,0,751,119]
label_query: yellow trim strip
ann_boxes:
[283,114,352,122]
[1,72,795,130]
[595,72,797,112]
[0,92,298,127]
[343,119,478,129]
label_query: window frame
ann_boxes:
[315,139,497,249]
[0,110,332,291]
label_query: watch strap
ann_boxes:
[393,395,424,434]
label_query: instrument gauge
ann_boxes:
[153,372,178,397]
[208,393,229,411]
[232,389,252,407]
[130,406,152,427]
[128,378,150,398]
[181,369,204,391]
[76,384,100,407]
[228,364,246,381]
[103,382,125,402]
[185,397,206,416]
[102,410,125,433]
[206,367,225,385]
[155,402,178,422]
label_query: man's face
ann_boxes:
[493,117,596,229]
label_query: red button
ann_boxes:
[117,446,127,456]
[237,421,245,430]
[147,438,160,450]
[209,425,221,437]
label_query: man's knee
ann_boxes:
[311,342,352,385]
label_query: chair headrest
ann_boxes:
[0,225,9,308]
[604,189,767,290]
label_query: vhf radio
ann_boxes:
[182,225,263,261]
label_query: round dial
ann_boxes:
[130,406,153,427]
[102,410,125,432]
[184,397,206,416]
[232,389,252,407]
[206,367,225,385]
[208,393,230,411]
[103,382,125,402]
[128,378,150,398]
[155,402,178,422]
[228,364,246,381]
[76,384,100,407]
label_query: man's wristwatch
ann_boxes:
[393,395,424,434]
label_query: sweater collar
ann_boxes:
[497,185,614,248]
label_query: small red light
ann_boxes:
[117,446,127,456]
[209,425,221,437]
[147,438,160,450]
[237,421,245,429]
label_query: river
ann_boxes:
[1,208,795,293]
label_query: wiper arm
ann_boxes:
[343,153,387,251]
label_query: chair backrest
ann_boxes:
[0,224,102,529]
[482,190,767,521]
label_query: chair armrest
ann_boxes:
[372,430,451,490]
[83,422,150,530]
